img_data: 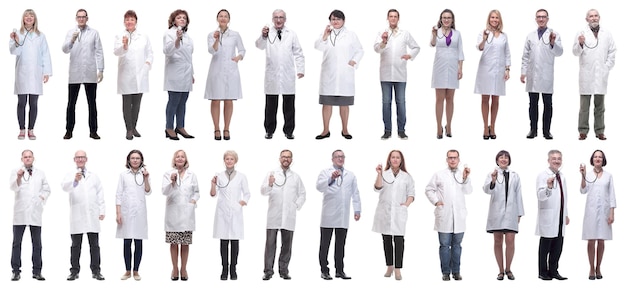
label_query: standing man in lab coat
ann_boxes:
[261,149,306,280]
[425,149,472,281]
[61,150,106,281]
[535,149,569,280]
[573,9,616,141]
[256,9,305,140]
[9,149,51,281]
[315,149,361,280]
[62,9,104,140]
[520,9,563,140]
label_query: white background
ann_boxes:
[1,0,622,290]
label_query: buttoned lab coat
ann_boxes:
[474,32,511,96]
[61,169,105,234]
[425,169,473,233]
[535,169,568,238]
[261,168,306,231]
[116,169,151,239]
[374,28,420,82]
[581,170,616,240]
[162,169,200,232]
[213,171,250,240]
[255,26,305,95]
[163,27,194,92]
[316,167,361,228]
[315,27,364,96]
[372,170,415,236]
[482,169,524,232]
[520,28,563,93]
[10,31,52,95]
[62,25,104,83]
[114,30,153,94]
[431,28,464,89]
[205,29,245,100]
[572,26,616,95]
[10,167,51,226]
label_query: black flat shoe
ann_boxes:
[126,130,134,140]
[165,129,179,140]
[171,276,179,281]
[175,128,195,139]
[527,130,537,138]
[315,132,330,139]
[214,130,222,140]
[341,132,353,139]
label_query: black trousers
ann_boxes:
[528,92,552,134]
[220,239,239,273]
[122,93,143,131]
[66,83,98,133]
[70,232,101,274]
[264,229,293,275]
[538,236,564,277]
[11,225,42,274]
[382,234,404,268]
[319,227,348,274]
[264,94,295,135]
[123,239,142,271]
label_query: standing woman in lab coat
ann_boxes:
[205,9,245,141]
[210,150,250,280]
[482,150,524,280]
[114,10,154,140]
[474,9,510,140]
[162,150,199,281]
[372,150,415,280]
[116,149,152,281]
[579,150,616,280]
[9,9,52,140]
[314,9,364,140]
[164,9,195,140]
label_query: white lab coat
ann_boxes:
[162,169,200,232]
[115,169,152,239]
[373,27,420,82]
[581,170,616,240]
[482,168,524,232]
[431,28,464,89]
[572,26,616,95]
[62,25,104,83]
[474,32,511,96]
[163,27,194,92]
[204,29,245,100]
[520,28,563,93]
[61,168,105,234]
[260,168,306,231]
[372,170,415,236]
[425,168,473,233]
[9,167,51,226]
[315,167,361,228]
[212,171,250,239]
[113,30,153,94]
[255,26,305,95]
[535,169,568,238]
[9,30,52,95]
[315,27,364,96]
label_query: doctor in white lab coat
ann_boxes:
[425,149,472,280]
[9,149,51,280]
[210,150,250,280]
[260,149,306,280]
[61,150,105,280]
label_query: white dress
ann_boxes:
[431,28,464,89]
[204,29,245,100]
[474,32,511,96]
[581,171,616,240]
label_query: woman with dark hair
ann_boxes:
[475,9,510,140]
[164,9,195,140]
[430,9,464,139]
[162,150,199,280]
[116,149,151,280]
[210,150,250,280]
[579,149,616,280]
[372,150,415,280]
[205,9,245,141]
[482,150,524,280]
[114,10,154,140]
[314,10,364,140]
[10,9,52,140]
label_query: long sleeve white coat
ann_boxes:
[581,170,616,240]
[261,168,306,231]
[62,25,104,83]
[163,27,194,92]
[9,167,51,226]
[255,26,305,95]
[115,170,151,239]
[315,27,364,96]
[372,170,415,236]
[425,168,473,233]
[373,28,420,82]
[316,167,361,229]
[572,26,616,95]
[474,32,511,96]
[61,168,105,234]
[213,171,250,239]
[535,169,568,238]
[162,169,200,232]
[482,168,524,232]
[10,31,52,95]
[114,30,153,94]
[520,28,563,93]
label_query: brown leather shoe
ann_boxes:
[579,133,587,140]
[596,134,607,140]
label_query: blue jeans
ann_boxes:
[166,91,190,129]
[438,232,464,274]
[381,82,406,132]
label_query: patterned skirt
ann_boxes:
[165,231,193,245]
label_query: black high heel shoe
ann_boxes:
[165,129,179,140]
[489,126,497,139]
[214,130,222,141]
[445,125,452,138]
[223,130,230,140]
[175,128,195,139]
[437,127,443,139]
[483,127,490,140]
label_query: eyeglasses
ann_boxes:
[447,156,459,160]
[330,18,343,21]
[280,156,292,159]
[273,16,285,20]
[333,155,345,159]
[536,15,548,19]
[74,156,87,160]
[76,16,87,19]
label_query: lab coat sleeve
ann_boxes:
[95,175,106,215]
[424,173,440,205]
[162,171,174,196]
[113,34,126,56]
[39,172,51,204]
[191,173,200,202]
[407,32,420,60]
[292,33,305,75]
[352,175,362,213]
[294,176,306,210]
